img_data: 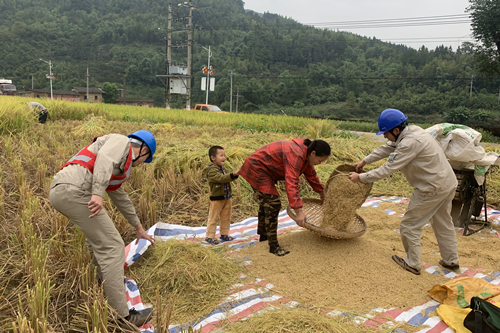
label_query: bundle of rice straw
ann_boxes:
[127,239,243,323]
[321,164,372,232]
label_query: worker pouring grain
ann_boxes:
[348,109,459,275]
[237,138,331,256]
[49,131,156,327]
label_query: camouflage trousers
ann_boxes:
[253,190,282,248]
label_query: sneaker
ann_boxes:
[269,246,290,256]
[439,259,460,271]
[124,307,153,327]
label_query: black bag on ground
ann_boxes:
[464,296,500,333]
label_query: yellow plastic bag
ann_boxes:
[428,277,500,308]
[436,304,472,333]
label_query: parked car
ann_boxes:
[193,104,228,113]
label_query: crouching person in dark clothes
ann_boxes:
[27,102,48,123]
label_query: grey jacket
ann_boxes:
[359,125,458,193]
[50,134,141,226]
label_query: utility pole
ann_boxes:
[186,1,193,110]
[31,74,34,90]
[39,59,53,100]
[236,87,239,113]
[199,44,212,104]
[205,45,211,104]
[86,66,90,103]
[229,70,234,112]
[157,2,195,108]
[123,68,126,101]
[166,3,172,109]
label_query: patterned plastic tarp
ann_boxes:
[124,196,500,333]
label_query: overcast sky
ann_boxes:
[242,0,473,51]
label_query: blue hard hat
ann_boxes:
[128,130,156,163]
[376,109,408,135]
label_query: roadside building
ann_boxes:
[116,98,154,107]
[72,87,104,103]
[23,89,80,101]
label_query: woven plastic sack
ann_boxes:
[425,123,500,185]
[428,277,500,308]
[436,304,472,333]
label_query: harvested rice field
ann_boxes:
[2,96,500,332]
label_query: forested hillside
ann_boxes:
[1,0,499,124]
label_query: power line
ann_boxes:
[222,75,500,81]
[380,37,474,43]
[202,13,471,30]
[382,36,471,40]
[318,20,471,29]
[304,14,470,26]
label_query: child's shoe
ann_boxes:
[219,235,234,242]
[205,237,219,245]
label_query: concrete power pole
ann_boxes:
[86,66,90,103]
[186,1,193,110]
[204,45,211,105]
[236,87,239,113]
[229,70,234,112]
[166,4,172,109]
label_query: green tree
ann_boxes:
[467,0,500,75]
[444,106,471,123]
[101,82,119,103]
[346,91,357,107]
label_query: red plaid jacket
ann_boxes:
[239,138,324,209]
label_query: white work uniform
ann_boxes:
[49,134,140,317]
[360,125,459,270]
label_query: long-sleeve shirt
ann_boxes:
[50,134,141,226]
[27,102,47,111]
[239,138,324,209]
[360,125,457,193]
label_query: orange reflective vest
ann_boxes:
[60,138,133,192]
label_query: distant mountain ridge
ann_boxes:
[1,0,499,123]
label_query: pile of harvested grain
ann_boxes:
[241,222,448,316]
[321,164,372,231]
[126,239,243,323]
[241,200,500,318]
[222,305,423,333]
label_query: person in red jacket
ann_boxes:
[238,138,331,256]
